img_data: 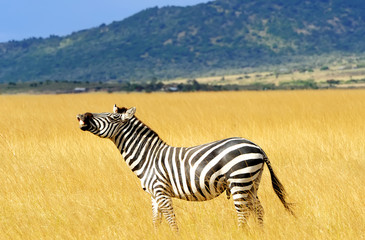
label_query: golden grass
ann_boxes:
[0,90,364,239]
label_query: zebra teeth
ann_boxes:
[79,119,85,125]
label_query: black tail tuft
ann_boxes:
[264,157,296,217]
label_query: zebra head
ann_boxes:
[77,105,136,138]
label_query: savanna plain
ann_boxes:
[0,90,364,240]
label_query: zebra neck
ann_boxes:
[112,117,166,174]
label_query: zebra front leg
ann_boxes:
[156,195,179,232]
[151,196,162,229]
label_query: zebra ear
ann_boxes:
[113,104,128,114]
[125,107,136,119]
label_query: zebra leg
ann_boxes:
[151,196,162,229]
[247,195,265,226]
[248,171,264,226]
[156,195,179,232]
[234,200,250,227]
[230,186,251,227]
[226,188,231,199]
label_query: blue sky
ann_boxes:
[0,0,211,43]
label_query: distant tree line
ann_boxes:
[6,78,365,94]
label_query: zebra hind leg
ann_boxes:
[247,195,264,226]
[156,195,179,232]
[230,184,264,227]
[232,191,265,228]
[151,197,162,229]
[226,188,231,199]
[230,186,251,227]
[233,200,251,228]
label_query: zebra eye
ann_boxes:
[107,115,120,122]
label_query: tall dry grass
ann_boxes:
[0,90,364,239]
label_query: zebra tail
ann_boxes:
[264,156,296,216]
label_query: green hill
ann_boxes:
[1,0,365,83]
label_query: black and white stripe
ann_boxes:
[77,105,294,231]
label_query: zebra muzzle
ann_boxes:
[77,115,84,125]
[77,113,91,130]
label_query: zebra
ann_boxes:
[76,105,294,231]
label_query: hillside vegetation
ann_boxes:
[2,63,365,94]
[0,91,364,239]
[1,0,365,83]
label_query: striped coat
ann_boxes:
[77,105,294,231]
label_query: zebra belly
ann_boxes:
[170,174,228,201]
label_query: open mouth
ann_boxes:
[77,115,89,131]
